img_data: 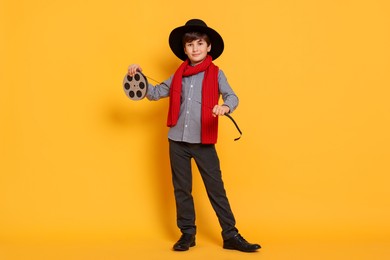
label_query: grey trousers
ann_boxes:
[168,139,238,240]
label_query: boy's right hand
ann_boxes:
[128,64,142,76]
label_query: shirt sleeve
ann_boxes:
[218,70,239,113]
[146,76,173,101]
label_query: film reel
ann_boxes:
[123,71,148,100]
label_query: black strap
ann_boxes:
[224,113,242,141]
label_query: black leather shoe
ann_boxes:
[173,233,196,251]
[223,234,261,252]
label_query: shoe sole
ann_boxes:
[173,242,196,251]
[223,245,260,252]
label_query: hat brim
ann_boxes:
[169,25,224,61]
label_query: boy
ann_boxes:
[127,19,260,252]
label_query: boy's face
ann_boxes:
[184,38,211,65]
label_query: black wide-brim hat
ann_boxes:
[169,19,224,61]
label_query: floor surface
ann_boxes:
[1,236,389,260]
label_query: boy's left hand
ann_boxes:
[212,105,230,117]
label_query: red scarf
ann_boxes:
[167,55,219,144]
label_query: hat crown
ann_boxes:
[185,19,207,27]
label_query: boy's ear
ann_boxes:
[207,44,211,52]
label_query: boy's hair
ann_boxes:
[182,32,211,47]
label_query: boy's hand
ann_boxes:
[212,104,230,117]
[128,64,142,76]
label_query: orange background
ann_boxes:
[1,0,390,259]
